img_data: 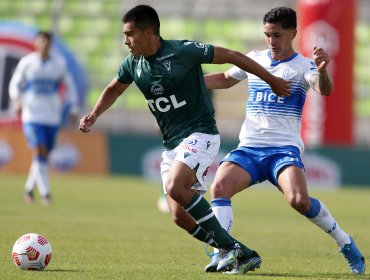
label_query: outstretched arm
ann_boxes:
[204,71,239,89]
[79,78,129,133]
[212,46,291,96]
[309,46,333,96]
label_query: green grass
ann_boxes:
[0,174,369,280]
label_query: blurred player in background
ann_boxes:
[203,7,365,275]
[9,31,79,205]
[79,5,291,272]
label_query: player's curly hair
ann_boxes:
[122,5,160,36]
[263,7,297,29]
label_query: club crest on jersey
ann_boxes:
[282,67,290,79]
[163,60,171,73]
[136,68,141,78]
[151,84,164,95]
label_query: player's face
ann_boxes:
[263,23,296,61]
[34,35,51,57]
[123,21,150,57]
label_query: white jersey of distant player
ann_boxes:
[229,49,318,153]
[9,52,78,126]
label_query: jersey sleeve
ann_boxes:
[8,57,27,99]
[177,40,214,65]
[303,59,320,92]
[54,56,79,115]
[228,51,255,81]
[303,59,318,84]
[228,64,248,81]
[116,56,134,84]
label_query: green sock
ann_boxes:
[188,224,217,247]
[184,193,234,249]
[225,230,254,257]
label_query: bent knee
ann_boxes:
[210,180,237,198]
[286,194,311,214]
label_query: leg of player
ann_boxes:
[33,156,52,205]
[165,195,218,247]
[278,166,365,275]
[23,125,39,203]
[206,162,262,274]
[165,160,255,271]
[33,144,52,205]
[24,158,37,203]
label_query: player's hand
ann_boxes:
[270,76,291,97]
[313,46,330,72]
[13,100,22,118]
[79,113,97,133]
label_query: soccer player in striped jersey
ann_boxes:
[79,5,291,272]
[204,6,365,275]
[9,31,79,205]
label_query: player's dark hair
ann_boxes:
[122,5,160,36]
[263,7,297,29]
[36,31,53,41]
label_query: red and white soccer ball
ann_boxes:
[12,233,52,270]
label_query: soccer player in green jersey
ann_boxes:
[79,5,290,272]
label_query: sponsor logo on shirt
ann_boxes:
[182,144,197,153]
[184,138,197,145]
[151,84,164,95]
[250,91,284,103]
[183,41,209,56]
[194,42,205,48]
[147,94,186,113]
[194,42,209,56]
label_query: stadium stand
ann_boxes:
[1,0,369,143]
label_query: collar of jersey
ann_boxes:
[37,53,51,64]
[268,51,298,67]
[145,37,165,62]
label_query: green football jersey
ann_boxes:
[116,39,219,149]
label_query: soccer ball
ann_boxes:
[12,233,52,270]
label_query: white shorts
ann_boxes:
[161,132,220,195]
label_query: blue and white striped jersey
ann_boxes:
[9,52,78,126]
[229,49,318,153]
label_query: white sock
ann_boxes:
[308,200,350,248]
[211,198,233,254]
[33,160,51,197]
[24,160,37,193]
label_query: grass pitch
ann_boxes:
[0,174,369,280]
